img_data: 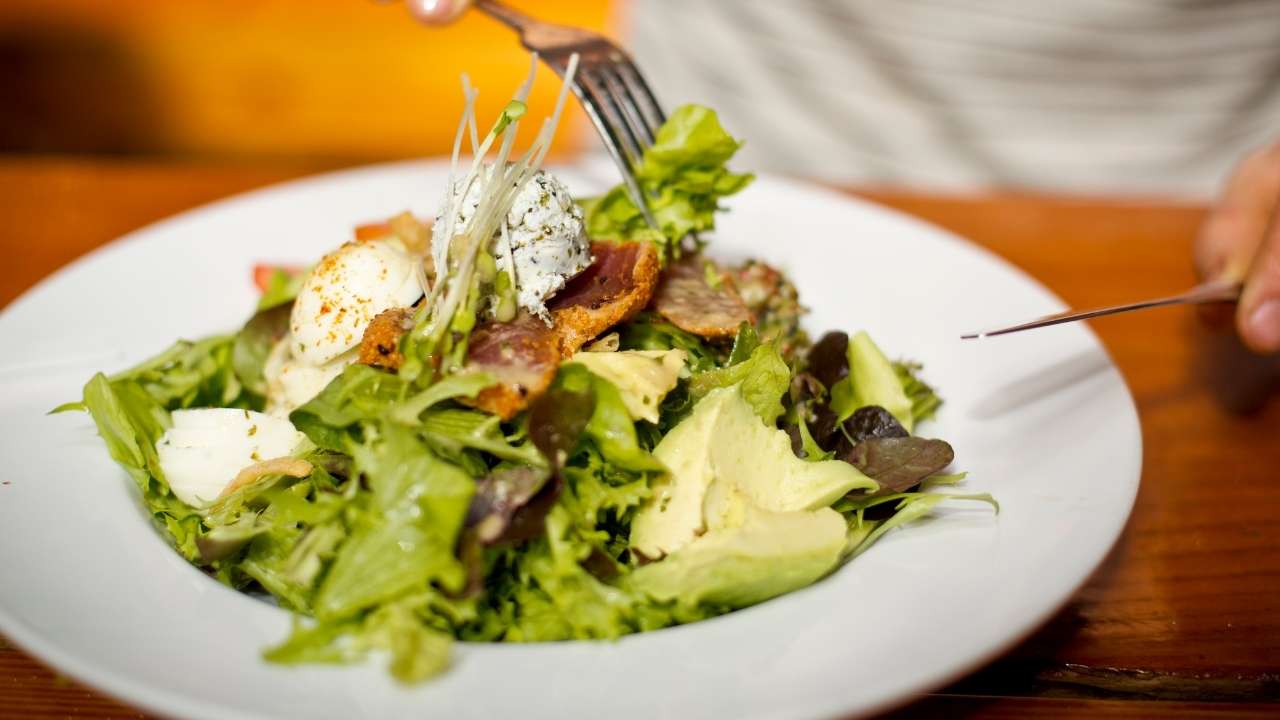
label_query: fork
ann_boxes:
[960,279,1242,339]
[476,0,664,230]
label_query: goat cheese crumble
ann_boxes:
[433,168,592,319]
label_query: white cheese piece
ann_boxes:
[433,168,592,319]
[156,409,309,508]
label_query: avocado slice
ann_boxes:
[628,387,723,559]
[572,349,687,423]
[627,506,847,608]
[629,386,877,558]
[834,331,914,432]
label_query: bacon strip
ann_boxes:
[355,239,661,420]
[550,240,661,355]
[465,313,562,420]
[651,254,752,339]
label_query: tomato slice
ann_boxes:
[252,264,303,293]
[354,222,394,241]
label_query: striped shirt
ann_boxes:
[625,0,1280,197]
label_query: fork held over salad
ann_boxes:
[63,58,995,683]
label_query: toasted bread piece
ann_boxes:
[357,306,415,369]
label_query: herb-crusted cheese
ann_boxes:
[433,168,592,320]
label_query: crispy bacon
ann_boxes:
[651,254,752,339]
[550,240,661,354]
[354,239,662,419]
[465,313,562,420]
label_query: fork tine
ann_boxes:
[577,66,648,168]
[598,63,656,146]
[613,56,667,130]
[565,64,660,229]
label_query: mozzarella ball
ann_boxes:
[290,237,423,366]
[156,409,309,508]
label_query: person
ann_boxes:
[398,0,1280,354]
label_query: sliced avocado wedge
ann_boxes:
[706,385,877,514]
[572,349,686,424]
[627,506,847,609]
[629,386,877,559]
[832,331,914,432]
[628,388,724,559]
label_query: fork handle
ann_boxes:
[475,0,533,32]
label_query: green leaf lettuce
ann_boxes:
[581,105,753,261]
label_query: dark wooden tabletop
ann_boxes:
[1,157,1277,719]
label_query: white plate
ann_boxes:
[0,159,1140,720]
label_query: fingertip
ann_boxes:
[1195,211,1254,283]
[1239,298,1280,354]
[408,0,469,25]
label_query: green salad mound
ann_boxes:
[61,71,994,683]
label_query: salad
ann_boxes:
[60,59,994,683]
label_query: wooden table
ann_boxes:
[2,157,1277,719]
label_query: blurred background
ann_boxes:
[3,0,1278,197]
[0,0,610,163]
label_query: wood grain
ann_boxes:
[854,190,1280,678]
[2,160,1278,719]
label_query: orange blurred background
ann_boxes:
[0,0,619,162]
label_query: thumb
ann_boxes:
[1237,217,1280,353]
[1196,143,1280,282]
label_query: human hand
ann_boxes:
[390,0,472,25]
[1195,142,1280,353]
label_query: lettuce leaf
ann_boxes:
[110,335,243,410]
[841,492,998,560]
[231,303,291,400]
[557,364,664,473]
[503,507,642,641]
[264,596,454,684]
[240,526,317,612]
[79,373,203,560]
[70,333,261,562]
[391,371,494,425]
[313,422,473,620]
[262,617,363,665]
[359,599,454,683]
[420,408,544,467]
[581,105,753,261]
[895,361,942,425]
[727,322,760,366]
[688,343,790,425]
[619,313,721,373]
[290,365,407,451]
[257,268,305,311]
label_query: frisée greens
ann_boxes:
[61,59,994,684]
